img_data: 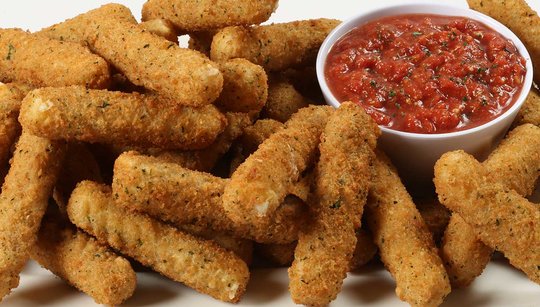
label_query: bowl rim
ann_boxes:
[316,2,534,139]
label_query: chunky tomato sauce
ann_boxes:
[325,14,526,133]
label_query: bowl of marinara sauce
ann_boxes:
[317,3,533,187]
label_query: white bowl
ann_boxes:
[316,2,533,187]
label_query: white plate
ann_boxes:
[1,0,539,306]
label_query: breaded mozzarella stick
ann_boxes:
[0,29,110,89]
[139,19,179,43]
[19,86,227,150]
[68,181,250,303]
[0,132,66,300]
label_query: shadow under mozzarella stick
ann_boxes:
[68,181,250,303]
[112,152,305,244]
[211,19,341,71]
[434,150,540,285]
[0,29,110,89]
[289,102,379,306]
[19,86,227,150]
[32,217,136,305]
[188,31,216,56]
[223,105,332,227]
[142,0,278,32]
[441,124,540,288]
[366,153,450,307]
[87,18,223,107]
[0,132,66,301]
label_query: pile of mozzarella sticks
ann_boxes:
[0,0,538,306]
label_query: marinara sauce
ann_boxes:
[325,14,526,133]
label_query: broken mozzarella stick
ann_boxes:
[262,77,311,122]
[215,59,268,114]
[441,124,540,288]
[32,218,136,305]
[223,105,332,227]
[87,18,223,107]
[68,181,250,303]
[139,19,179,43]
[142,0,278,32]
[0,29,110,89]
[19,86,227,150]
[211,19,341,71]
[289,102,379,306]
[0,132,66,300]
[434,150,540,285]
[112,152,304,244]
[366,153,450,307]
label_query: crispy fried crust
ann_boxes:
[435,150,540,285]
[0,29,110,88]
[514,87,540,127]
[68,181,250,303]
[0,132,66,300]
[188,31,216,56]
[468,0,540,83]
[263,78,311,122]
[440,124,540,288]
[142,0,278,32]
[349,228,378,271]
[215,59,268,114]
[415,198,451,243]
[223,105,332,227]
[32,218,136,305]
[210,19,341,71]
[139,19,179,43]
[87,19,223,107]
[112,152,305,244]
[237,119,284,155]
[289,102,379,306]
[257,242,297,267]
[366,153,450,307]
[19,86,227,150]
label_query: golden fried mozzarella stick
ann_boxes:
[515,87,540,127]
[415,198,451,243]
[215,59,268,114]
[0,132,66,300]
[350,229,378,271]
[223,105,332,227]
[468,0,540,83]
[211,19,341,71]
[257,242,297,267]
[238,119,284,155]
[263,78,311,123]
[435,151,540,284]
[366,153,450,307]
[113,152,305,244]
[32,218,136,305]
[139,19,179,43]
[0,83,32,169]
[0,29,110,89]
[37,3,137,43]
[87,19,223,107]
[68,181,250,303]
[19,86,227,150]
[441,124,540,288]
[142,0,278,32]
[289,102,379,306]
[188,31,216,56]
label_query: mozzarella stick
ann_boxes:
[142,0,278,32]
[350,229,378,271]
[68,181,250,303]
[139,19,179,43]
[223,105,332,227]
[87,19,223,107]
[415,198,451,243]
[112,152,305,244]
[0,132,66,300]
[289,102,379,306]
[514,87,540,127]
[32,218,136,305]
[263,78,311,122]
[0,29,110,88]
[366,153,450,307]
[468,0,540,83]
[0,83,32,169]
[238,119,284,155]
[215,59,268,114]
[257,242,296,267]
[435,150,540,284]
[441,124,540,287]
[37,3,137,43]
[19,86,227,150]
[211,19,341,71]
